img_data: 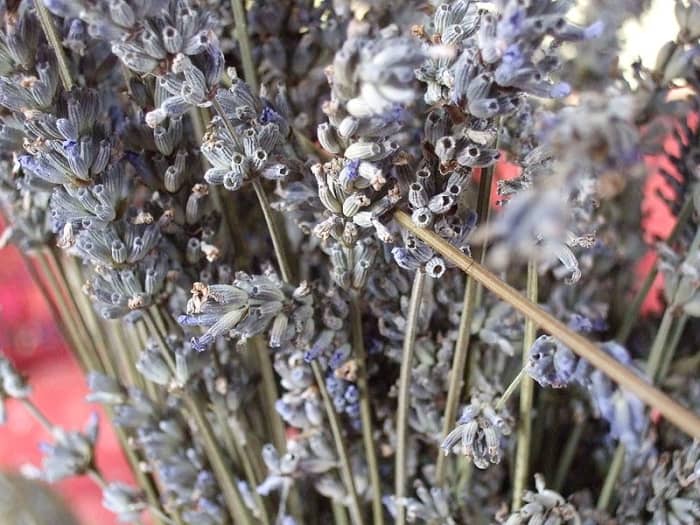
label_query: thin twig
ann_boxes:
[553,413,585,492]
[494,368,525,412]
[311,361,365,525]
[229,0,259,93]
[512,260,538,510]
[20,398,54,434]
[393,210,700,439]
[395,271,426,525]
[252,336,287,453]
[35,0,73,90]
[251,178,294,283]
[435,277,476,484]
[350,295,384,525]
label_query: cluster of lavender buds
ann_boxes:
[1,1,700,524]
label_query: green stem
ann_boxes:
[333,502,351,525]
[311,361,365,525]
[659,314,688,381]
[395,271,426,525]
[494,368,525,412]
[512,260,538,511]
[435,277,477,485]
[251,178,294,283]
[350,295,384,525]
[35,0,73,90]
[553,414,585,492]
[229,0,259,93]
[645,309,674,383]
[596,444,626,510]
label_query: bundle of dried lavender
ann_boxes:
[1,1,700,524]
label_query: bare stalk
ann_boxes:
[251,178,294,283]
[350,295,384,525]
[35,0,73,90]
[553,411,585,492]
[435,276,476,484]
[437,158,498,485]
[229,0,259,93]
[494,368,525,412]
[20,398,55,434]
[393,210,700,439]
[395,270,427,525]
[252,336,287,452]
[311,361,365,525]
[512,260,538,510]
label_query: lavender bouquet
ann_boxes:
[1,1,700,524]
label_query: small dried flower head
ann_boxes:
[441,389,513,469]
[500,474,580,525]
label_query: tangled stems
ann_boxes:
[395,270,427,525]
[393,210,700,439]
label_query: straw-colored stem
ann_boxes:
[616,196,693,342]
[512,260,538,511]
[311,361,365,525]
[252,337,287,452]
[58,253,119,375]
[35,0,73,90]
[435,277,477,484]
[351,295,384,525]
[36,251,103,369]
[395,271,426,525]
[183,393,254,525]
[229,0,259,93]
[393,210,700,439]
